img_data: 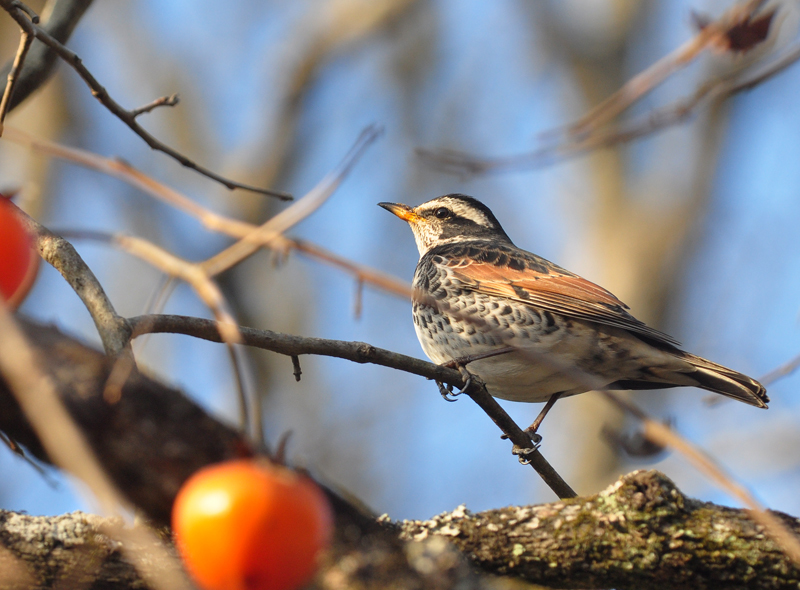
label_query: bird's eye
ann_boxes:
[434,207,451,219]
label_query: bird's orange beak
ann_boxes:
[378,202,420,223]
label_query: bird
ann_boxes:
[379,194,768,435]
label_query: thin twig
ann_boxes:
[130,93,179,118]
[291,355,302,382]
[0,30,32,135]
[0,0,291,199]
[417,0,797,177]
[2,126,412,299]
[127,313,578,500]
[201,124,383,276]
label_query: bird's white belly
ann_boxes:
[413,296,668,403]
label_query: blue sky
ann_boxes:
[2,0,799,521]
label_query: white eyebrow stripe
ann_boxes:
[419,198,493,227]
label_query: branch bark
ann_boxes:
[0,318,250,526]
[0,503,484,590]
[2,470,798,589]
[398,469,800,590]
[0,511,176,590]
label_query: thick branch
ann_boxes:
[398,469,800,590]
[0,511,175,590]
[0,317,250,526]
[3,471,799,589]
[0,503,484,590]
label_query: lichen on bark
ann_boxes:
[398,470,800,590]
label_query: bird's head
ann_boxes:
[379,194,511,255]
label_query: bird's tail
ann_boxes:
[659,351,769,408]
[613,351,769,408]
[677,351,768,407]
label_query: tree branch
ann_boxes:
[0,500,485,590]
[0,0,94,113]
[126,313,576,500]
[2,470,798,590]
[0,0,292,199]
[0,317,251,526]
[398,469,800,590]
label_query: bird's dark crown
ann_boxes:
[414,194,512,244]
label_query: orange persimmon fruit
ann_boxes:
[172,459,333,590]
[0,196,38,309]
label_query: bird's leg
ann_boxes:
[437,347,515,401]
[507,395,563,463]
[525,393,563,435]
[441,346,515,369]
[456,364,475,394]
[502,392,562,457]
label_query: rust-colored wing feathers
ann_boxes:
[445,248,680,347]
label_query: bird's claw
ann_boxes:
[459,374,472,393]
[436,364,477,402]
[436,380,461,402]
[511,435,542,465]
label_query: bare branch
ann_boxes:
[200,124,383,276]
[0,30,33,135]
[10,204,131,357]
[129,92,179,118]
[0,0,291,199]
[559,0,768,137]
[127,313,577,500]
[2,126,413,299]
[417,0,800,177]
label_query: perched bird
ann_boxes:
[379,194,767,433]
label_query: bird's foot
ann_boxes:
[435,360,480,401]
[436,380,461,402]
[511,437,542,465]
[455,365,477,395]
[501,423,542,441]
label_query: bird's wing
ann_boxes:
[438,244,680,347]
